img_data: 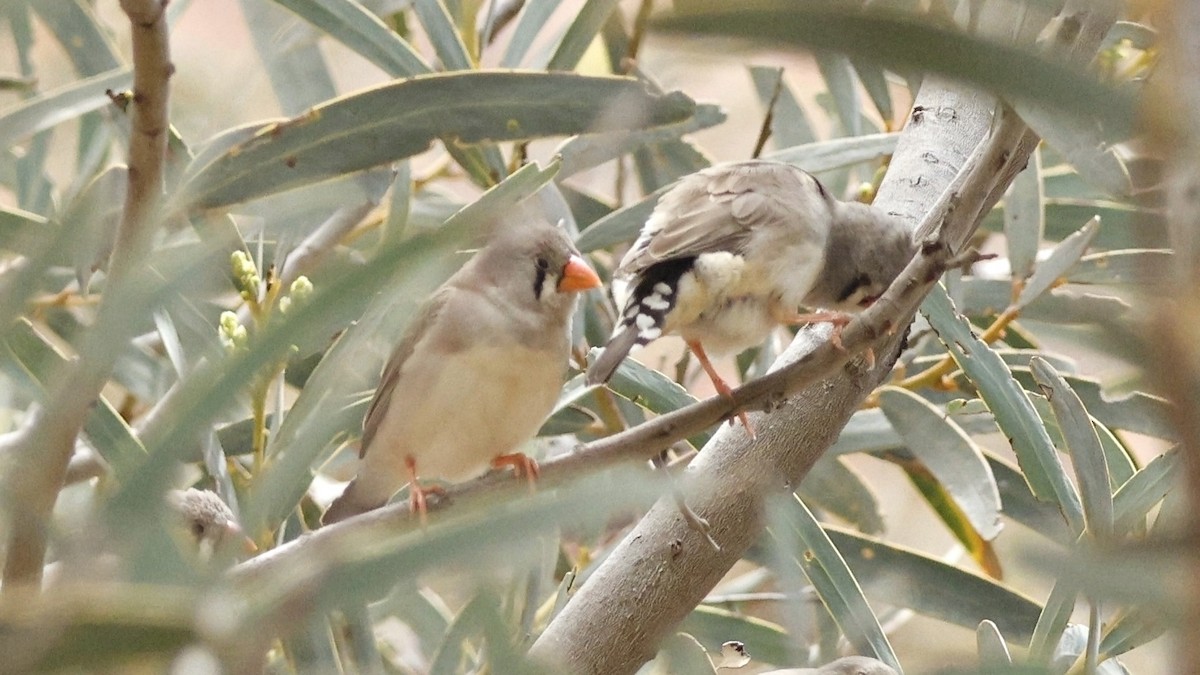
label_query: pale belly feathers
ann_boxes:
[363,344,563,483]
[668,238,826,354]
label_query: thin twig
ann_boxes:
[1,0,172,591]
[750,67,785,159]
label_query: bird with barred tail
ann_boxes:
[587,160,914,431]
[322,219,601,525]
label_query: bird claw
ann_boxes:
[491,452,540,491]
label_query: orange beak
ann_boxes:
[557,255,602,293]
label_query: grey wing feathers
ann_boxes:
[359,288,452,457]
[617,161,817,277]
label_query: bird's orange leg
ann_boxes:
[405,456,444,524]
[686,340,755,438]
[778,310,874,368]
[492,452,540,491]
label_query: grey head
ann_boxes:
[803,200,916,312]
[168,488,251,555]
[457,220,599,342]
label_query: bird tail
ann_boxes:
[586,325,640,385]
[321,478,385,526]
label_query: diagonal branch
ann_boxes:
[1,0,172,590]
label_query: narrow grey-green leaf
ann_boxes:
[0,68,130,149]
[1030,357,1113,541]
[977,620,1013,667]
[175,72,695,210]
[500,0,562,68]
[554,103,726,178]
[1097,608,1167,661]
[240,0,338,115]
[850,57,894,124]
[544,0,620,71]
[413,0,475,70]
[770,496,901,671]
[647,633,718,675]
[272,0,432,76]
[681,606,789,668]
[748,65,815,147]
[814,52,861,136]
[1004,146,1044,281]
[878,386,1002,539]
[1111,448,1178,535]
[922,284,1084,534]
[1015,100,1133,198]
[0,204,46,254]
[30,1,121,75]
[652,4,1136,132]
[1068,249,1172,285]
[765,132,899,171]
[1029,579,1078,663]
[799,455,884,535]
[1016,216,1099,308]
[573,184,666,253]
[3,319,146,477]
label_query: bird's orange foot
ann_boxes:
[405,456,445,524]
[686,340,755,439]
[492,452,540,491]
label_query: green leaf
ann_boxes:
[0,204,47,254]
[768,496,901,671]
[2,319,146,477]
[766,132,898,170]
[272,0,432,76]
[1111,448,1178,535]
[1004,146,1044,281]
[653,3,1136,132]
[646,633,718,675]
[240,0,338,115]
[851,57,894,125]
[1067,249,1172,285]
[554,103,726,178]
[798,455,884,535]
[175,72,696,210]
[922,284,1084,534]
[1015,100,1133,198]
[1007,368,1172,441]
[1016,217,1099,309]
[500,0,563,68]
[1029,579,1077,663]
[814,53,861,136]
[977,620,1014,667]
[0,68,131,149]
[413,0,475,70]
[680,605,789,667]
[749,65,815,147]
[822,525,1044,645]
[544,0,620,71]
[30,1,122,75]
[878,386,1002,540]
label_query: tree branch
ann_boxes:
[1,0,171,590]
[528,3,1118,668]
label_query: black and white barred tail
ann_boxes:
[586,257,695,385]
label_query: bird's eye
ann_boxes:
[535,256,550,271]
[192,521,206,537]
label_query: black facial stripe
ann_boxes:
[837,273,872,304]
[621,256,695,345]
[533,267,547,299]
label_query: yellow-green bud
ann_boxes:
[218,311,248,352]
[289,276,313,303]
[278,296,291,315]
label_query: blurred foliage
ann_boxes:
[0,0,1184,673]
